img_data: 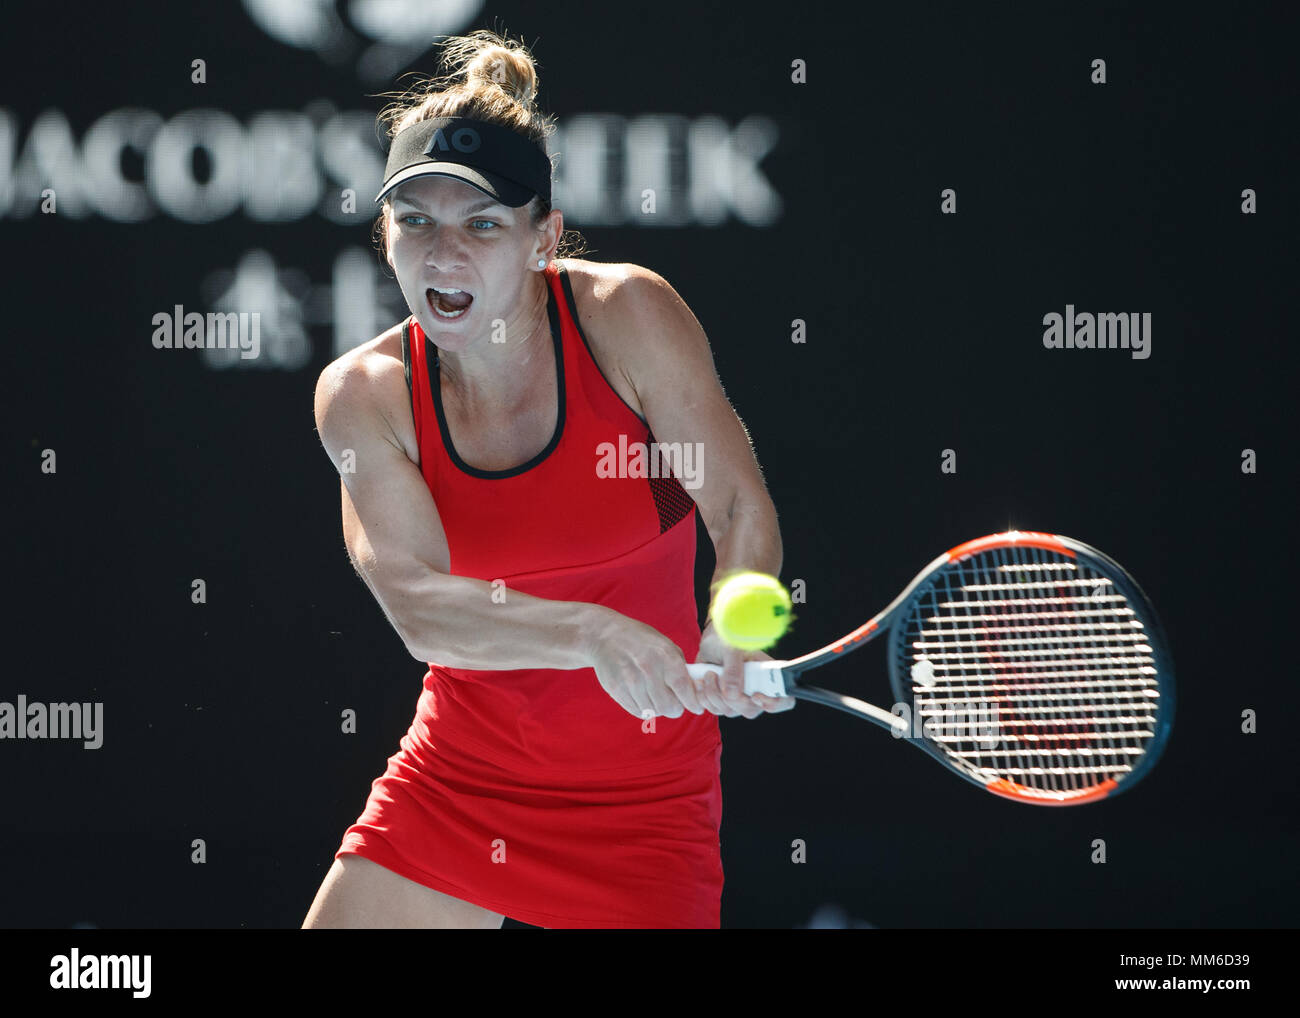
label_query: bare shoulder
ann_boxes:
[560,258,678,309]
[313,320,419,464]
[558,259,698,419]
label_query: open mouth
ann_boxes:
[427,287,474,320]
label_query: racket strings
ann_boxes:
[903,544,1163,801]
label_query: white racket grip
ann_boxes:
[686,661,790,697]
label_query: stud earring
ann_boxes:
[537,258,547,268]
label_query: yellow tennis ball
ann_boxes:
[709,572,793,651]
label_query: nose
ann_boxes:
[423,225,468,271]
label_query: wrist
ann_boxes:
[576,603,619,667]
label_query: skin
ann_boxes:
[305,173,791,927]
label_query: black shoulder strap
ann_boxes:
[401,318,413,395]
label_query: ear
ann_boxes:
[534,207,564,264]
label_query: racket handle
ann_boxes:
[686,661,789,697]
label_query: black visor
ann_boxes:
[374,116,552,208]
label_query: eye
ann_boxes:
[399,214,429,226]
[470,219,500,231]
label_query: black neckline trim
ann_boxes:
[401,318,414,409]
[427,277,566,479]
[555,262,649,428]
[399,321,421,472]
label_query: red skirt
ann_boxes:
[335,707,724,929]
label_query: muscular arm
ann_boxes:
[607,265,791,714]
[313,351,621,671]
[610,266,783,584]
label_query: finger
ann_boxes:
[644,678,682,719]
[615,672,656,720]
[701,668,740,716]
[736,683,767,717]
[691,665,722,712]
[621,684,652,721]
[719,690,754,718]
[667,659,706,714]
[621,693,646,720]
[664,666,705,715]
[720,653,745,701]
[718,658,762,716]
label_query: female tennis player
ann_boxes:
[302,30,791,929]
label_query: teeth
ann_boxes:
[434,305,466,318]
[431,286,463,294]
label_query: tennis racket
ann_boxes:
[687,531,1174,806]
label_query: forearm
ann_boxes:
[709,491,783,584]
[394,571,617,671]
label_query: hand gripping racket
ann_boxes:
[687,532,1174,805]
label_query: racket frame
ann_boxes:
[693,531,1175,806]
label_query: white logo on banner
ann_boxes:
[241,0,486,86]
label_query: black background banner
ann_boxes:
[4,2,1296,932]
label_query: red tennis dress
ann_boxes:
[335,262,724,928]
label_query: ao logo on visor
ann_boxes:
[425,128,482,155]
